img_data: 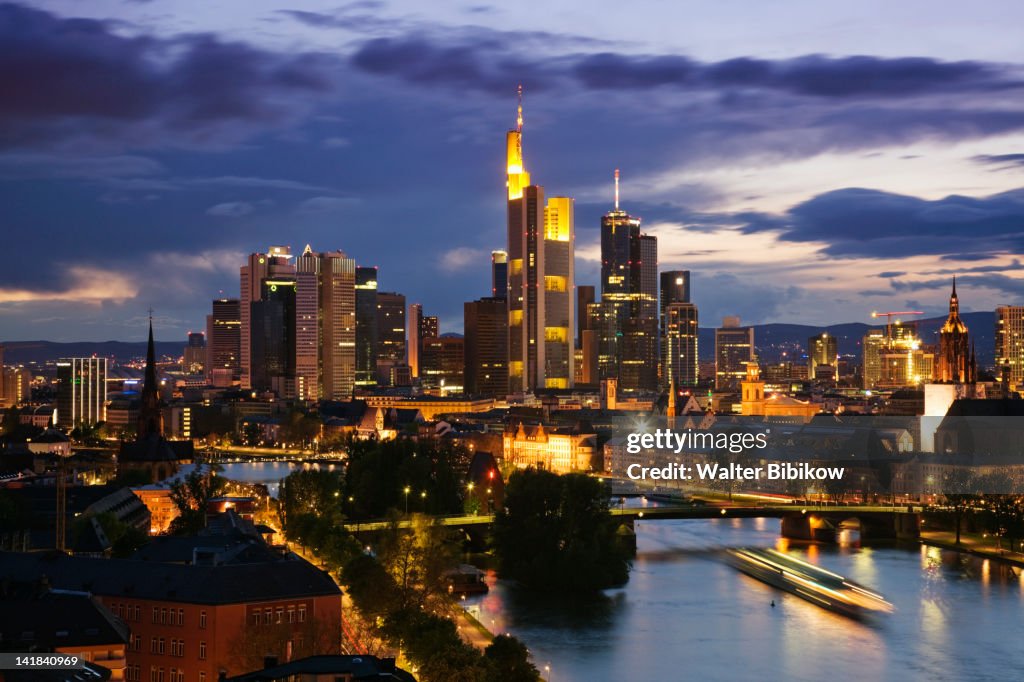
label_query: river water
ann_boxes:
[218,462,1024,681]
[464,517,1024,682]
[216,460,333,497]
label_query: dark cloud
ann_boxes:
[878,271,906,278]
[973,153,1024,169]
[740,187,1024,258]
[0,3,338,150]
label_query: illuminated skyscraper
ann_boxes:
[421,336,464,395]
[297,248,357,400]
[183,332,205,375]
[937,278,975,384]
[206,298,240,386]
[408,303,423,379]
[996,305,1024,391]
[664,303,699,388]
[56,357,107,428]
[599,170,657,392]
[863,322,935,389]
[808,332,838,380]
[465,297,508,398]
[491,250,508,300]
[715,317,754,390]
[250,278,296,395]
[506,87,574,391]
[355,266,379,387]
[376,291,406,385]
[240,246,294,389]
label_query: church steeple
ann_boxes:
[137,313,164,439]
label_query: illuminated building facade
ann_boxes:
[506,88,574,392]
[715,317,754,390]
[420,336,464,395]
[937,279,975,384]
[664,303,699,388]
[376,291,406,385]
[56,357,107,428]
[355,266,379,387]
[996,305,1024,391]
[239,246,294,390]
[464,297,508,397]
[808,332,838,380]
[863,322,935,389]
[408,303,423,378]
[206,298,240,387]
[503,421,598,474]
[183,332,205,375]
[599,170,657,392]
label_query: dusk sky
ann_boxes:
[4,0,1024,342]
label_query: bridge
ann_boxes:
[343,503,923,542]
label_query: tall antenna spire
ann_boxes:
[614,168,620,210]
[516,84,523,133]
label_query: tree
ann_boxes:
[278,469,343,531]
[483,635,540,682]
[942,469,981,545]
[168,468,225,535]
[226,614,340,674]
[377,513,460,610]
[492,468,630,592]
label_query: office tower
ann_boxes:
[56,357,107,428]
[580,329,599,385]
[311,249,357,399]
[863,322,935,389]
[715,316,754,390]
[355,266,379,387]
[464,297,508,397]
[206,298,240,386]
[995,305,1024,390]
[420,315,439,347]
[660,271,691,312]
[808,332,838,380]
[408,304,423,379]
[664,303,699,388]
[294,247,321,400]
[506,88,574,392]
[577,285,595,348]
[587,301,619,382]
[937,279,975,384]
[183,332,205,375]
[491,250,508,300]
[862,329,885,389]
[420,336,465,394]
[240,246,295,389]
[599,170,657,392]
[250,278,296,395]
[376,291,406,385]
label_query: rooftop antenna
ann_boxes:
[516,84,523,133]
[614,168,620,211]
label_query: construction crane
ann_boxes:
[871,310,924,340]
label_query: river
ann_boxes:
[216,460,333,497]
[464,517,1024,682]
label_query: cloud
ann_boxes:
[441,247,485,271]
[0,266,137,304]
[973,153,1024,169]
[206,201,253,217]
[294,196,358,214]
[0,3,339,151]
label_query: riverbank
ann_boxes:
[920,530,1024,568]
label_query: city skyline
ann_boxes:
[4,1,1024,341]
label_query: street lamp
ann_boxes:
[420,490,427,511]
[404,486,411,515]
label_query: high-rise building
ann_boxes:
[937,279,975,384]
[664,303,699,388]
[863,322,935,389]
[182,332,205,375]
[420,336,465,394]
[576,285,595,348]
[376,291,406,385]
[996,305,1024,391]
[355,266,379,387]
[464,297,508,398]
[408,304,423,379]
[303,248,357,400]
[491,250,508,300]
[808,332,838,380]
[240,246,295,389]
[715,317,754,390]
[599,170,657,392]
[250,278,296,396]
[506,88,574,392]
[56,358,107,429]
[660,271,690,312]
[587,301,619,382]
[206,298,240,387]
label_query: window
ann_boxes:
[158,637,165,654]
[199,641,207,660]
[199,673,206,682]
[288,607,295,623]
[152,608,159,624]
[199,610,207,629]
[264,607,272,624]
[177,609,184,626]
[276,608,283,624]
[157,669,164,682]
[150,638,157,654]
[149,666,157,682]
[135,605,141,622]
[298,605,306,623]
[161,608,167,625]
[252,611,259,627]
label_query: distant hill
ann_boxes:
[699,311,994,366]
[3,310,997,368]
[1,340,184,365]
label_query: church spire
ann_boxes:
[137,312,164,439]
[143,312,157,396]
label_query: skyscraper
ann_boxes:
[355,266,379,387]
[664,303,699,388]
[420,336,465,395]
[206,298,240,387]
[376,291,406,385]
[250,278,296,396]
[808,332,838,380]
[56,357,107,429]
[599,170,657,392]
[408,303,423,379]
[183,332,205,375]
[464,297,508,398]
[576,285,595,348]
[310,249,357,399]
[660,271,691,312]
[715,316,754,390]
[506,87,574,392]
[937,278,975,384]
[995,305,1024,391]
[491,250,508,300]
[240,246,294,389]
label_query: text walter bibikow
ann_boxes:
[622,429,846,482]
